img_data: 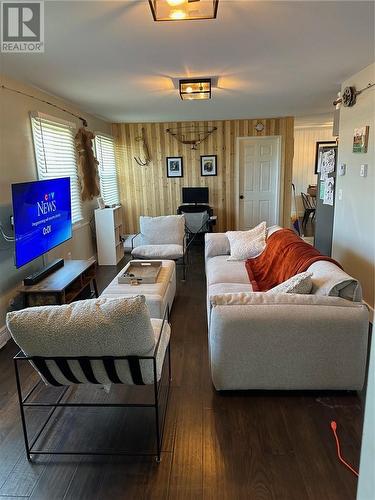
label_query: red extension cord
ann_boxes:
[330,421,359,477]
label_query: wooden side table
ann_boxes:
[19,258,98,307]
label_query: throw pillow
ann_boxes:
[226,221,266,261]
[266,271,313,295]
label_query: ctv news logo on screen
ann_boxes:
[37,192,57,216]
[1,1,44,53]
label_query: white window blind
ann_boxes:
[95,133,120,206]
[30,113,83,223]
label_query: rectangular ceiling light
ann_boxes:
[179,79,212,100]
[149,0,219,22]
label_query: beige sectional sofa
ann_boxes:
[205,227,369,391]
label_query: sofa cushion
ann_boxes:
[266,271,313,295]
[209,291,363,308]
[205,233,230,260]
[226,222,267,261]
[206,256,250,286]
[308,261,362,301]
[132,244,183,260]
[140,215,184,245]
[208,283,254,301]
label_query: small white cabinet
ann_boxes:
[94,206,124,265]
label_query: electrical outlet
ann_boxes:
[338,189,343,201]
[360,164,368,177]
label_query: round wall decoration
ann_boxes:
[342,86,357,107]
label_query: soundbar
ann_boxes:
[23,258,65,286]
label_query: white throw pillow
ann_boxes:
[226,222,266,261]
[266,272,313,295]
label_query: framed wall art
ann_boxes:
[201,155,217,176]
[314,141,337,174]
[353,126,369,153]
[166,157,183,178]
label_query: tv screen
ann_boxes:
[182,187,209,204]
[12,178,72,268]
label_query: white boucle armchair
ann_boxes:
[6,295,171,462]
[132,215,187,280]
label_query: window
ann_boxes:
[30,112,83,223]
[95,133,120,206]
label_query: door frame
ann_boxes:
[235,135,282,230]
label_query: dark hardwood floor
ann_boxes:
[0,244,363,499]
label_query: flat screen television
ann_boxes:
[182,187,209,204]
[12,178,72,268]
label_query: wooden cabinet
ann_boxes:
[19,259,98,307]
[94,206,124,265]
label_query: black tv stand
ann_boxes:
[23,258,65,286]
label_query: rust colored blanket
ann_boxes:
[245,229,342,291]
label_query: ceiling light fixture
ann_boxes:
[166,0,185,6]
[149,0,219,22]
[169,9,187,19]
[179,79,211,100]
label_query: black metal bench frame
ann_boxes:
[13,308,171,463]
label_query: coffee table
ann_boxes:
[100,260,176,319]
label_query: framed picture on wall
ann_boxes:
[314,141,337,174]
[201,155,217,176]
[166,157,183,178]
[353,126,369,153]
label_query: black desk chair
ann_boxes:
[177,204,215,247]
[301,193,316,227]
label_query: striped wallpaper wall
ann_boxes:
[112,117,294,234]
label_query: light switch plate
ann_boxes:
[360,164,368,177]
[338,163,346,176]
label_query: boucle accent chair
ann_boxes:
[205,227,369,391]
[131,215,187,280]
[6,295,171,462]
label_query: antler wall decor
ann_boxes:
[166,125,217,150]
[134,127,151,166]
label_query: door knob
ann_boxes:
[239,195,244,200]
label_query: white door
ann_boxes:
[238,137,280,229]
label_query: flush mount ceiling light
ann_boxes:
[179,79,211,100]
[149,0,219,22]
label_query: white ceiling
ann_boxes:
[1,0,374,123]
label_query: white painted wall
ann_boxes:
[0,75,111,345]
[292,125,334,215]
[357,336,375,499]
[332,63,375,499]
[332,63,375,311]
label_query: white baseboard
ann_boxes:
[0,325,10,349]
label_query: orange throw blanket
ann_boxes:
[245,229,342,291]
